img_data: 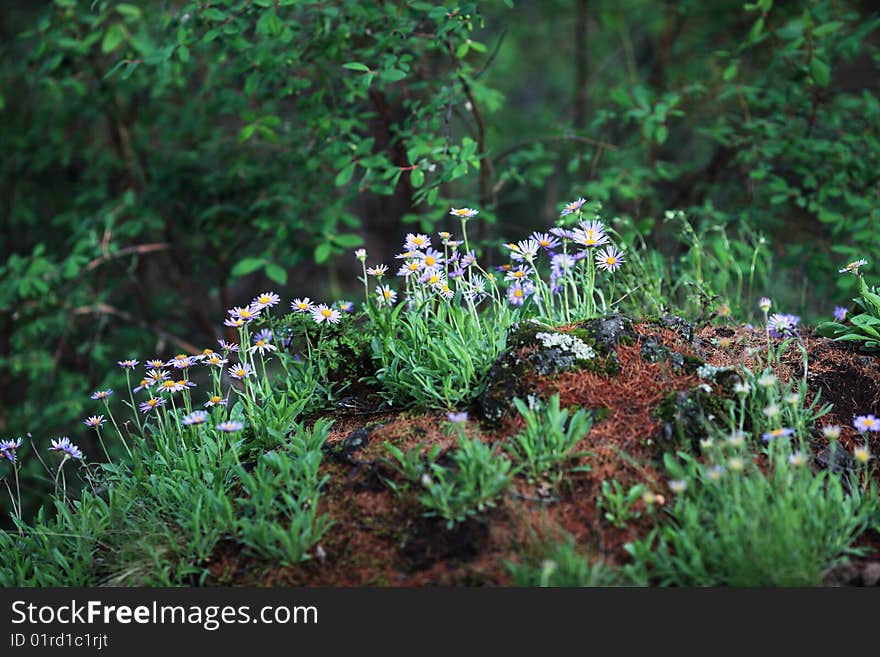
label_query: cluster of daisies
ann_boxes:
[351,202,626,316]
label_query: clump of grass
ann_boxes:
[504,394,593,484]
[507,538,624,587]
[384,416,514,528]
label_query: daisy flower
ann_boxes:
[250,329,277,355]
[436,281,455,300]
[311,304,342,325]
[531,231,561,251]
[549,226,576,240]
[449,207,479,219]
[133,378,153,394]
[419,268,446,288]
[168,355,197,369]
[224,316,245,328]
[839,259,867,275]
[404,233,431,251]
[205,394,227,408]
[49,437,83,461]
[572,220,609,248]
[146,359,166,369]
[758,297,772,313]
[507,281,534,306]
[854,414,880,433]
[217,421,244,433]
[397,260,422,277]
[727,457,745,472]
[291,297,313,313]
[417,248,444,269]
[560,197,587,216]
[822,425,841,440]
[668,479,687,494]
[146,369,170,385]
[833,306,848,322]
[355,248,367,262]
[83,415,105,429]
[228,363,253,380]
[447,411,468,423]
[367,264,388,278]
[376,285,397,306]
[139,397,166,413]
[788,452,807,467]
[504,265,532,282]
[761,427,794,442]
[854,445,871,464]
[229,305,261,322]
[757,373,777,388]
[217,339,239,352]
[461,250,477,267]
[182,410,209,426]
[158,379,187,394]
[203,353,229,368]
[595,246,625,272]
[91,389,113,401]
[251,291,280,309]
[395,250,419,260]
[767,313,800,338]
[509,239,541,263]
[117,359,139,369]
[0,437,23,463]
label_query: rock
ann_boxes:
[658,313,695,342]
[823,561,880,586]
[575,314,636,349]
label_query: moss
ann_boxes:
[653,385,731,450]
[479,321,626,423]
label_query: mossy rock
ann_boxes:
[653,384,730,449]
[478,317,629,424]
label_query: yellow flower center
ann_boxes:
[424,256,436,266]
[148,398,159,407]
[210,396,221,403]
[513,271,525,278]
[258,295,271,304]
[428,275,440,285]
[383,290,392,299]
[321,308,332,317]
[514,289,524,298]
[408,262,419,271]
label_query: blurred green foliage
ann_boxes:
[1,0,879,522]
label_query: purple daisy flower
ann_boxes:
[49,437,84,460]
[0,437,23,463]
[833,306,848,322]
[767,313,800,339]
[182,410,209,426]
[216,421,244,433]
[761,427,795,442]
[560,197,587,216]
[90,389,113,401]
[854,414,880,433]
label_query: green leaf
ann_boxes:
[656,125,668,144]
[722,63,738,81]
[203,8,227,21]
[115,3,142,19]
[314,242,332,264]
[333,234,364,248]
[264,263,288,285]
[410,169,424,188]
[380,68,407,83]
[101,24,127,54]
[343,62,371,72]
[810,58,831,86]
[334,162,356,187]
[231,257,265,278]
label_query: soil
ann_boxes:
[205,317,880,586]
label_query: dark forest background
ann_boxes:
[1,0,879,448]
